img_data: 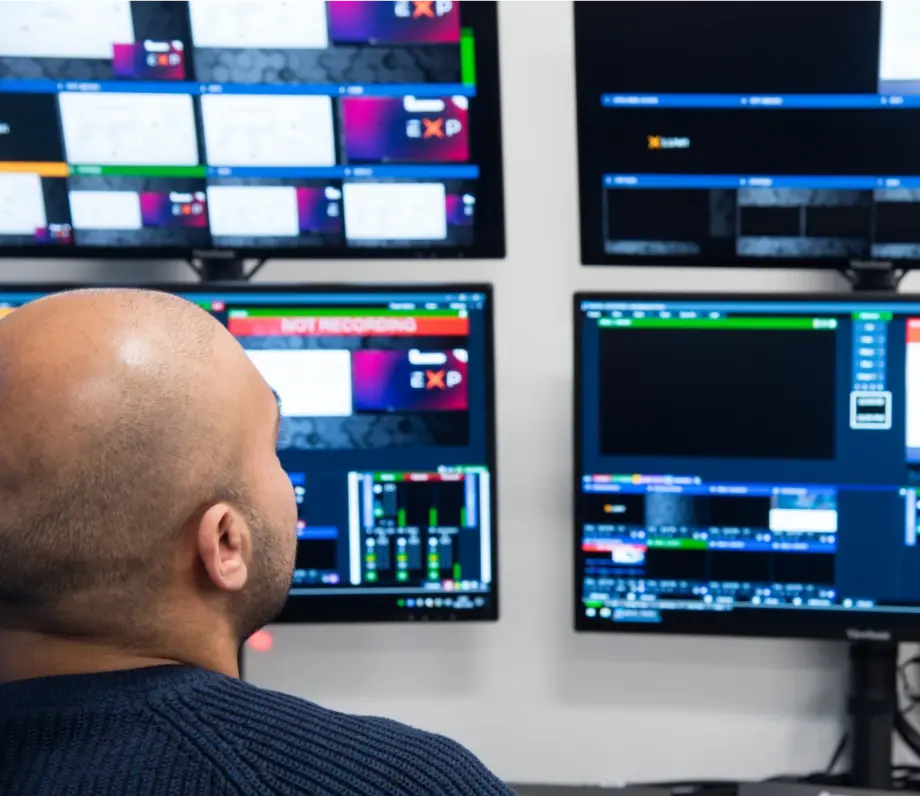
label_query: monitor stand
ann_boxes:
[848,640,897,789]
[187,257,267,282]
[843,261,904,292]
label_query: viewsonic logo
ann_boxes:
[845,628,891,642]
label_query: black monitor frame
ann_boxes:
[574,291,920,642]
[0,2,505,262]
[573,1,920,274]
[1,282,499,624]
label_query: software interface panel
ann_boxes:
[575,1,920,266]
[0,1,503,256]
[0,288,497,622]
[576,296,920,638]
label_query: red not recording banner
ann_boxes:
[228,315,469,337]
[908,319,920,344]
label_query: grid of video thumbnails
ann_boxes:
[0,1,482,251]
[582,0,920,263]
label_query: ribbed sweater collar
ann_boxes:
[0,664,223,709]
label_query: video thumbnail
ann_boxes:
[327,1,461,45]
[351,349,468,412]
[341,96,469,163]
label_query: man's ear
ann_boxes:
[197,503,251,592]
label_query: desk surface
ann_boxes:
[509,786,667,796]
[510,788,619,796]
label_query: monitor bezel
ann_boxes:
[0,1,506,262]
[573,290,920,641]
[0,282,499,624]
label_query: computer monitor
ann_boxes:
[575,292,920,640]
[0,1,504,259]
[0,284,498,622]
[575,1,920,269]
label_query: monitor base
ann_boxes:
[849,640,897,789]
[843,262,904,292]
[188,257,267,282]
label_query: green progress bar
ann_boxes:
[460,28,476,86]
[70,165,207,178]
[599,317,836,331]
[647,538,708,550]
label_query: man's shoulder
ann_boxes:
[190,678,515,795]
[241,679,477,755]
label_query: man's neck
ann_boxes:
[0,631,239,684]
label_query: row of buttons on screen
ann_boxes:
[399,596,486,609]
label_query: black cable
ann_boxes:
[898,711,920,760]
[824,731,849,776]
[245,258,268,280]
[897,655,920,761]
[635,656,920,793]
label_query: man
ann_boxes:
[0,289,513,796]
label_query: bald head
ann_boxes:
[0,289,284,642]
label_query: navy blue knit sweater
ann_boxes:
[0,665,515,795]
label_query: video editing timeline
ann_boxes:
[0,1,504,256]
[575,295,920,638]
[574,1,920,266]
[0,286,497,622]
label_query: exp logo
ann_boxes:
[395,1,454,18]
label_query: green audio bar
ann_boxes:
[647,538,708,550]
[69,165,207,177]
[460,28,476,86]
[397,509,407,528]
[599,317,836,331]
[429,507,438,527]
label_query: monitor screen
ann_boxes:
[575,1,920,268]
[0,1,504,259]
[575,293,920,640]
[0,284,498,622]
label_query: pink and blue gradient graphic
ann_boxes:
[326,1,461,45]
[296,187,343,234]
[351,350,468,413]
[140,192,208,228]
[445,193,473,227]
[341,97,469,162]
[112,42,185,80]
[33,224,73,245]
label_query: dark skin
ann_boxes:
[0,290,297,684]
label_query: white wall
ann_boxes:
[7,0,918,785]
